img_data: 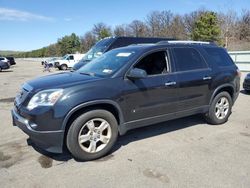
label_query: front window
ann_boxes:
[134,51,169,75]
[82,38,115,61]
[78,48,138,77]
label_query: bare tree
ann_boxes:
[113,24,133,37]
[169,15,187,39]
[129,20,149,37]
[80,32,97,52]
[146,10,173,37]
[218,10,237,48]
[238,10,250,40]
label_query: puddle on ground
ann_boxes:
[0,97,15,103]
[38,155,53,168]
[240,132,250,137]
[0,151,11,161]
[143,168,169,183]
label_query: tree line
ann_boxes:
[10,9,250,58]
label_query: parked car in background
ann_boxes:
[243,73,250,93]
[72,36,173,70]
[6,57,16,65]
[0,57,10,63]
[0,60,10,71]
[12,41,240,161]
[41,57,59,66]
[54,54,85,70]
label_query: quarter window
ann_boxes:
[172,48,207,71]
[204,48,234,67]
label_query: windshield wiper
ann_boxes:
[79,72,95,76]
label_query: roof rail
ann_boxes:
[157,40,216,45]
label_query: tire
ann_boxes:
[66,110,118,161]
[204,92,232,125]
[60,64,68,71]
[0,67,2,72]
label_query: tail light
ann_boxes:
[237,69,241,77]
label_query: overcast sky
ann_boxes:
[0,0,249,51]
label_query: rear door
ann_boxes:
[171,47,212,112]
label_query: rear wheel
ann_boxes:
[60,64,68,71]
[204,92,232,125]
[66,110,118,161]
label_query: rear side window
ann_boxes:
[0,58,4,60]
[204,48,234,67]
[172,48,207,72]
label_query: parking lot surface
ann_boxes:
[0,60,250,188]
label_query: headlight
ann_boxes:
[27,89,63,110]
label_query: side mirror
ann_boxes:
[127,68,147,79]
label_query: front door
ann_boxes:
[121,50,179,123]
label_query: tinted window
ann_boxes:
[204,48,234,67]
[135,51,169,75]
[172,48,207,71]
[0,58,4,60]
[69,55,74,60]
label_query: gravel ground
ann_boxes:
[0,60,250,188]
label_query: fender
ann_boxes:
[61,99,125,131]
[209,83,235,105]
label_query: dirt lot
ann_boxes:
[0,59,250,188]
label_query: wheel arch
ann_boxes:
[210,84,235,105]
[62,100,124,138]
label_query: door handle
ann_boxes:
[203,76,212,80]
[165,81,176,86]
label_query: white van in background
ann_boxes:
[54,54,85,70]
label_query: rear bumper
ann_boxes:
[11,109,64,153]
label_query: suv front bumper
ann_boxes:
[11,109,64,153]
[243,79,250,91]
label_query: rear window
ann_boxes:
[204,48,234,67]
[172,48,208,72]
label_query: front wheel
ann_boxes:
[204,92,232,125]
[66,110,118,161]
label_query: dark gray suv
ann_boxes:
[12,41,240,161]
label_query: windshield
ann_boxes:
[77,48,138,77]
[82,38,115,61]
[61,55,68,60]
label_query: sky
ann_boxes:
[0,0,249,51]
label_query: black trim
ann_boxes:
[119,106,209,135]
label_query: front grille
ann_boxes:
[244,78,250,84]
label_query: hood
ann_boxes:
[27,72,101,91]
